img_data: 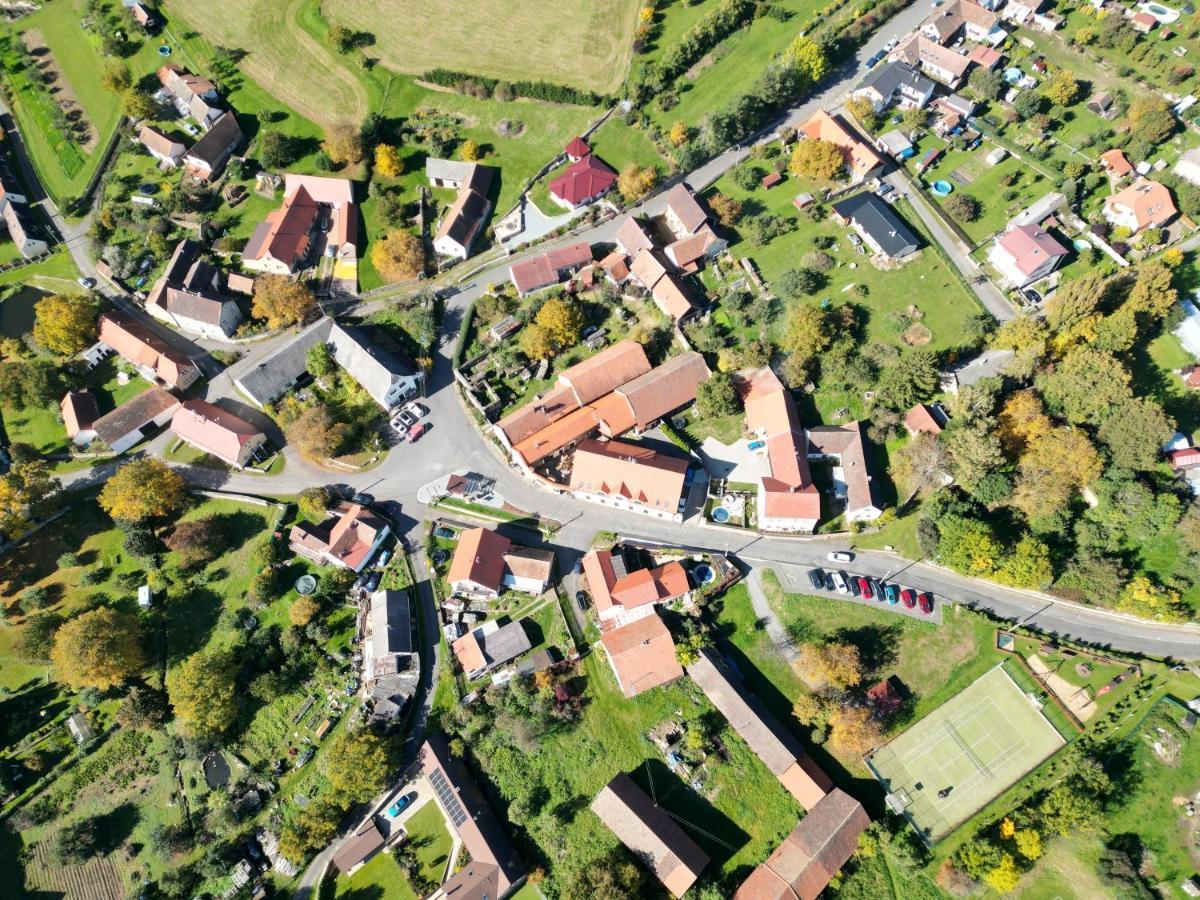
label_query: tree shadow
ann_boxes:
[833,624,902,679]
[94,802,140,854]
[165,586,223,665]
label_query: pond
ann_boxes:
[0,285,48,339]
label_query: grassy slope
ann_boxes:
[323,0,641,94]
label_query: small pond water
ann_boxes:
[0,286,49,339]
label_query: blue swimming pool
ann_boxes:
[712,507,731,524]
[931,180,953,196]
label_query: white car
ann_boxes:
[828,550,855,563]
[830,571,849,594]
[76,276,96,289]
[883,37,898,51]
[392,421,409,439]
[403,401,427,419]
[398,410,418,428]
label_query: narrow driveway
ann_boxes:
[746,568,799,663]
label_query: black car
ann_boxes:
[575,591,590,611]
[870,577,885,599]
[363,572,382,592]
[842,571,860,597]
[823,571,836,591]
[352,492,375,506]
[808,568,826,589]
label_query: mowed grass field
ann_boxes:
[164,0,369,128]
[324,0,641,94]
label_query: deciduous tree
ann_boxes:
[787,35,829,83]
[996,390,1051,456]
[617,164,658,202]
[460,139,482,162]
[534,297,584,348]
[936,515,1003,576]
[708,192,742,226]
[99,458,184,523]
[323,123,364,166]
[1116,576,1182,620]
[1041,69,1080,106]
[288,406,349,461]
[827,705,883,756]
[325,731,390,800]
[32,294,97,355]
[695,371,740,419]
[519,323,555,360]
[996,535,1053,589]
[782,304,831,363]
[1097,397,1174,470]
[968,67,1004,100]
[669,120,689,147]
[1037,347,1132,425]
[168,649,239,737]
[298,486,332,521]
[796,641,863,691]
[1012,427,1101,520]
[51,608,143,690]
[1126,260,1177,318]
[892,432,951,502]
[100,62,132,94]
[259,131,297,169]
[289,595,319,627]
[306,342,335,379]
[789,138,844,181]
[1127,96,1175,144]
[373,143,402,177]
[252,275,318,328]
[164,516,225,568]
[371,230,424,282]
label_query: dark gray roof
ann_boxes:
[479,619,532,667]
[370,589,413,656]
[831,192,920,258]
[93,387,180,446]
[235,317,334,406]
[856,60,935,100]
[185,111,243,169]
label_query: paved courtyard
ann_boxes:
[700,437,771,483]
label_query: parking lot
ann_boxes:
[776,562,943,625]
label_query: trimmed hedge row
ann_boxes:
[652,0,756,87]
[453,299,477,369]
[420,69,612,107]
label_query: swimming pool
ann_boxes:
[931,180,954,196]
[1137,0,1180,23]
[712,507,731,524]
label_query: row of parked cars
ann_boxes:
[389,401,429,443]
[808,563,935,615]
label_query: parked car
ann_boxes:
[575,591,590,611]
[408,422,427,442]
[398,410,418,428]
[808,568,826,589]
[842,572,860,597]
[830,571,849,594]
[434,526,456,539]
[884,583,899,605]
[404,401,427,418]
[828,550,855,563]
[883,36,899,51]
[363,572,382,592]
[919,592,935,615]
[901,588,917,609]
[76,276,96,289]
[822,571,836,591]
[856,576,873,599]
[869,577,885,600]
[387,793,416,817]
[352,492,374,506]
[392,421,409,439]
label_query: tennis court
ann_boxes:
[866,664,1065,843]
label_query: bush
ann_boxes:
[945,193,981,223]
[56,552,79,568]
[22,586,52,610]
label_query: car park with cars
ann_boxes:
[808,568,826,589]
[856,576,873,599]
[901,588,916,609]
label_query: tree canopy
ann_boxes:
[52,608,143,689]
[98,458,185,523]
[252,276,318,328]
[168,649,240,737]
[33,294,98,356]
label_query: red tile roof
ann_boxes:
[170,399,264,465]
[663,184,708,235]
[448,527,512,592]
[600,613,684,698]
[509,240,593,294]
[743,368,820,522]
[98,312,199,388]
[570,438,689,515]
[582,548,619,614]
[611,560,690,608]
[60,390,98,438]
[1100,148,1134,176]
[615,351,709,430]
[615,216,656,257]
[565,136,591,158]
[549,154,617,206]
[1169,447,1200,469]
[903,403,944,436]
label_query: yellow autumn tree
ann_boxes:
[796,642,863,691]
[99,458,185,523]
[33,294,98,355]
[669,121,689,147]
[618,164,658,203]
[374,143,402,178]
[371,230,424,282]
[51,608,143,689]
[322,123,363,167]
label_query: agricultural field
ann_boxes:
[324,0,641,94]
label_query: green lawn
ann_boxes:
[587,114,667,173]
[334,801,452,900]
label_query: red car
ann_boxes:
[919,592,935,615]
[856,576,873,599]
[900,588,916,609]
[408,422,427,442]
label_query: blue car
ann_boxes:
[387,794,414,817]
[885,584,899,606]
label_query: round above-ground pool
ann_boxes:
[1073,238,1092,251]
[295,574,317,595]
[712,507,731,524]
[931,180,953,196]
[432,549,447,564]
[694,564,716,584]
[157,44,172,56]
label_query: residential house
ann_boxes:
[903,403,946,436]
[182,111,243,181]
[226,272,256,295]
[875,129,915,159]
[332,820,385,876]
[744,367,820,534]
[233,317,422,410]
[568,438,689,520]
[1010,191,1066,228]
[966,43,1004,70]
[60,389,99,446]
[940,348,1016,393]
[988,223,1070,288]
[808,423,883,524]
[508,240,593,296]
[582,547,692,626]
[129,2,158,31]
[1101,148,1134,178]
[921,0,1004,44]
[599,612,684,698]
[565,136,591,162]
[853,61,936,112]
[1,201,46,257]
[798,109,884,182]
[156,65,222,128]
[663,225,725,274]
[98,312,201,389]
[0,159,26,208]
[650,272,697,320]
[145,238,243,339]
[289,502,390,572]
[92,387,181,453]
[1103,179,1177,234]
[426,160,496,260]
[1001,0,1042,24]
[494,342,708,470]
[892,34,971,87]
[549,154,618,209]
[419,737,526,898]
[169,398,266,468]
[363,589,419,725]
[689,647,833,809]
[600,250,631,283]
[733,789,870,900]
[662,183,710,239]
[137,125,185,167]
[591,773,710,898]
[447,526,554,599]
[1132,11,1157,33]
[615,216,656,257]
[1174,147,1200,187]
[831,192,920,259]
[242,174,357,274]
[452,619,533,679]
[630,248,669,291]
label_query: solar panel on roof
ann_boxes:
[430,768,467,826]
